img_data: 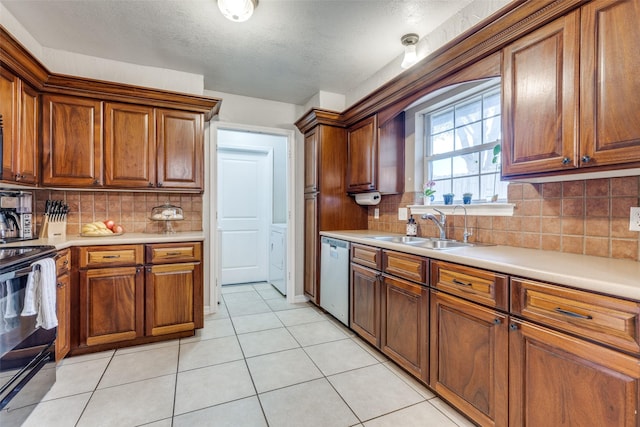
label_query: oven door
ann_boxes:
[0,259,57,426]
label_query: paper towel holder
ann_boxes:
[354,192,381,206]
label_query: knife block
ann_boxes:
[39,216,67,239]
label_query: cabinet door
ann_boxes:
[350,263,380,347]
[431,291,508,427]
[381,275,428,383]
[304,128,318,193]
[15,82,39,185]
[346,115,377,193]
[156,109,203,190]
[42,94,103,187]
[502,11,580,176]
[303,192,318,302]
[145,263,200,336]
[55,271,71,361]
[509,319,639,427]
[104,103,155,188]
[0,68,18,181]
[580,0,640,167]
[79,266,144,346]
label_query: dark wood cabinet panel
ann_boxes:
[79,266,144,347]
[42,94,103,187]
[55,271,71,362]
[382,249,427,284]
[381,275,428,383]
[347,115,377,193]
[580,0,640,167]
[502,11,580,176]
[156,109,203,190]
[304,128,318,193]
[0,69,39,185]
[146,263,200,336]
[350,263,381,347]
[509,319,640,427]
[431,290,508,427]
[304,193,318,302]
[346,113,404,194]
[104,102,155,188]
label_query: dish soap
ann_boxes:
[406,215,417,236]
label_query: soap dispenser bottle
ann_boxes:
[406,215,417,236]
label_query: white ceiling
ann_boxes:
[2,0,488,105]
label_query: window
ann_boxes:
[421,84,507,202]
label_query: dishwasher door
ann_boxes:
[320,237,350,326]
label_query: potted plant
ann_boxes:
[423,180,436,205]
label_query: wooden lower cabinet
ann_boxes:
[55,271,70,361]
[350,263,381,347]
[78,266,145,346]
[430,290,508,427]
[304,192,318,302]
[145,262,201,336]
[509,319,640,427]
[381,274,428,383]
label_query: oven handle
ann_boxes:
[0,263,41,283]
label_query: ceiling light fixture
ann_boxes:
[218,0,258,22]
[400,33,419,69]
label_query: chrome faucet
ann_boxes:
[453,205,472,243]
[421,208,447,240]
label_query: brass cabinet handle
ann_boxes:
[554,307,593,320]
[165,252,181,256]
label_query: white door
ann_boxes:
[217,147,272,285]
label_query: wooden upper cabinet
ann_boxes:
[156,109,203,190]
[0,68,39,185]
[580,0,640,167]
[304,128,319,193]
[104,103,155,188]
[347,115,377,193]
[346,113,405,194]
[502,11,580,177]
[42,94,103,187]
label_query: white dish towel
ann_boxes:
[21,258,58,330]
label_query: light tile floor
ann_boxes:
[13,282,474,427]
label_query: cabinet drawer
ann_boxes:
[382,250,427,284]
[431,260,508,310]
[146,242,202,264]
[511,278,640,355]
[76,245,144,268]
[351,243,381,270]
[55,249,71,275]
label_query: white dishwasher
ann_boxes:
[320,237,350,326]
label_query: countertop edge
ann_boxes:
[0,231,205,251]
[322,230,640,302]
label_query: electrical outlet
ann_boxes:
[374,208,380,219]
[630,207,640,231]
[398,207,408,221]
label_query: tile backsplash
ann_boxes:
[368,176,640,261]
[34,190,203,236]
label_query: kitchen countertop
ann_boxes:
[321,230,640,302]
[0,231,205,251]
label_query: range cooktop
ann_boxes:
[0,245,57,273]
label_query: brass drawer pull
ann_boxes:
[165,252,182,256]
[554,307,593,320]
[452,278,472,287]
[102,255,121,259]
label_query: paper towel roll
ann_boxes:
[355,192,381,205]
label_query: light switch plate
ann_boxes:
[398,207,408,221]
[630,207,640,231]
[374,208,380,219]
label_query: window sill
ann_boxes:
[408,203,515,216]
